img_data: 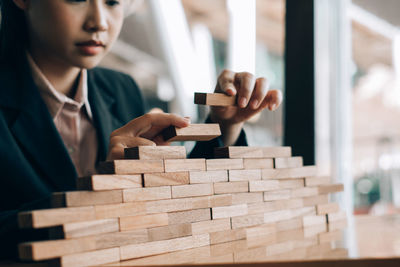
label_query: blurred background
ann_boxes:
[99,0,400,221]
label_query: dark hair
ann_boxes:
[0,0,28,64]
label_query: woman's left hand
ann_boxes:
[210,70,282,146]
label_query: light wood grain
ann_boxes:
[49,218,119,239]
[119,213,169,231]
[209,228,246,245]
[171,183,213,198]
[99,160,164,174]
[232,192,263,204]
[243,158,274,169]
[194,92,236,106]
[261,147,292,158]
[318,184,344,194]
[274,157,303,169]
[148,223,192,241]
[168,208,211,225]
[228,169,261,181]
[57,247,120,267]
[206,158,244,171]
[212,204,248,219]
[77,175,142,191]
[52,190,122,208]
[262,166,317,179]
[143,172,189,187]
[123,186,171,202]
[304,176,331,186]
[124,146,186,160]
[94,202,146,219]
[214,181,249,194]
[249,180,280,192]
[162,124,221,142]
[303,215,327,227]
[189,170,228,184]
[191,218,231,235]
[214,147,263,158]
[231,213,265,229]
[164,159,206,172]
[263,190,291,201]
[317,203,340,215]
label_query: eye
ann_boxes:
[106,0,120,7]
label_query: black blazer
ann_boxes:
[0,56,247,258]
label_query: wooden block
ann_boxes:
[303,194,329,206]
[303,223,327,237]
[19,237,96,260]
[194,92,236,106]
[212,204,248,219]
[249,180,279,192]
[304,176,331,186]
[210,228,246,245]
[261,166,317,180]
[303,215,327,227]
[48,218,119,239]
[123,186,171,202]
[266,241,295,256]
[231,213,265,229]
[228,169,261,181]
[243,158,274,169]
[261,147,292,158]
[214,147,263,159]
[95,229,148,249]
[189,170,228,184]
[77,175,142,191]
[148,223,192,241]
[264,210,292,223]
[206,158,243,171]
[247,202,277,215]
[274,157,303,169]
[144,172,189,187]
[327,219,347,231]
[246,223,276,239]
[56,247,120,267]
[164,159,206,172]
[232,192,263,204]
[146,195,232,214]
[120,234,210,260]
[291,206,316,218]
[94,202,146,219]
[318,184,344,194]
[275,198,304,210]
[317,203,340,215]
[98,160,164,174]
[168,208,211,225]
[291,187,319,198]
[124,146,186,160]
[119,213,169,231]
[327,211,347,222]
[18,207,96,229]
[162,124,221,142]
[263,190,291,201]
[276,218,303,232]
[52,190,122,208]
[279,179,304,189]
[318,229,342,243]
[214,181,249,194]
[171,183,213,198]
[191,218,231,235]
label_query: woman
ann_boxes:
[0,0,282,258]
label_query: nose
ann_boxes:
[84,2,108,33]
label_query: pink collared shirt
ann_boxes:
[26,53,98,177]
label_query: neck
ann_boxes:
[28,49,81,98]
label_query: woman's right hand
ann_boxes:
[106,113,190,161]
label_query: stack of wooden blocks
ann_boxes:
[16,93,347,266]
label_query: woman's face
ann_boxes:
[21,0,125,69]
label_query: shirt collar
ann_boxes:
[26,52,93,120]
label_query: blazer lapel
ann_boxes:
[7,59,77,191]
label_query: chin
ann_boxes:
[73,57,103,70]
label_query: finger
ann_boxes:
[149,108,164,114]
[236,72,256,108]
[266,89,283,111]
[249,77,269,110]
[138,114,191,139]
[107,136,155,160]
[216,69,236,96]
[153,135,171,146]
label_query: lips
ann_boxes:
[76,40,105,47]
[76,40,105,56]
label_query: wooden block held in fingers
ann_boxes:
[317,203,340,215]
[148,223,192,241]
[212,204,248,219]
[194,92,236,106]
[98,160,164,174]
[119,213,169,231]
[52,190,122,208]
[190,170,228,184]
[124,146,186,160]
[49,218,119,239]
[172,183,213,198]
[243,158,274,169]
[162,124,221,142]
[144,172,189,187]
[56,247,120,267]
[249,180,279,192]
[228,169,261,181]
[18,207,96,229]
[261,147,292,158]
[303,215,327,227]
[191,218,231,235]
[214,147,263,159]
[206,158,243,171]
[123,186,171,202]
[168,208,211,225]
[94,202,146,219]
[77,175,142,191]
[165,159,206,172]
[263,190,291,201]
[214,181,249,194]
[262,166,317,180]
[274,157,303,169]
[304,176,331,186]
[232,192,263,204]
[318,184,344,194]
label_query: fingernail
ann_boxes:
[226,88,236,95]
[239,97,247,108]
[270,104,277,111]
[251,100,259,109]
[183,117,191,123]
